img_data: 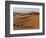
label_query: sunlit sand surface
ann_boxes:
[13,12,39,30]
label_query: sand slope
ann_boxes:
[13,12,39,30]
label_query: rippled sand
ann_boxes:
[13,12,39,30]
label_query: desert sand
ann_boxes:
[13,12,39,30]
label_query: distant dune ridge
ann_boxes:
[13,12,39,16]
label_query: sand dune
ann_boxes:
[13,12,39,30]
